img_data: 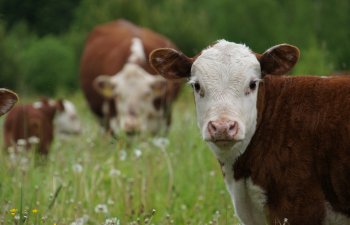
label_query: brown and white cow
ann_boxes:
[3,98,81,154]
[0,88,18,117]
[150,40,350,225]
[80,19,182,136]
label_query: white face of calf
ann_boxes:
[150,40,299,154]
[94,64,167,135]
[54,100,81,135]
[190,41,261,147]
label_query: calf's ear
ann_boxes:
[257,44,300,76]
[56,99,65,112]
[93,75,115,98]
[0,88,18,116]
[149,48,193,79]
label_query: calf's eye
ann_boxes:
[249,80,257,90]
[191,82,204,97]
[193,82,201,93]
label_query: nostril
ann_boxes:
[228,121,237,131]
[209,121,217,131]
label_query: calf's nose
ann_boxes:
[207,120,238,141]
[124,119,139,135]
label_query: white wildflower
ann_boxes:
[198,195,204,201]
[104,217,120,225]
[107,198,115,205]
[95,204,108,214]
[152,137,169,148]
[119,149,127,161]
[7,146,15,154]
[19,157,29,171]
[73,163,83,174]
[134,148,142,158]
[17,139,27,146]
[209,170,215,176]
[28,136,40,144]
[109,168,121,177]
[70,214,89,225]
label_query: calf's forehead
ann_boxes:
[63,100,77,114]
[192,40,261,82]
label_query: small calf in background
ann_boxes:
[0,88,18,117]
[3,98,81,154]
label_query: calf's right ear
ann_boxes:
[0,88,18,116]
[149,48,193,79]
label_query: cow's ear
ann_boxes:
[0,88,18,116]
[149,48,193,79]
[93,75,115,98]
[257,44,300,76]
[56,99,65,112]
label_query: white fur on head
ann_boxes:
[107,63,167,135]
[54,100,81,135]
[191,40,261,156]
[128,37,146,64]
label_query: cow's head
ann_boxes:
[33,98,81,135]
[94,64,168,135]
[150,40,299,152]
[93,37,170,136]
[0,88,18,117]
[54,99,82,135]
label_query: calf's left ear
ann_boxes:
[257,44,300,76]
[149,48,193,80]
[0,88,18,116]
[93,75,115,98]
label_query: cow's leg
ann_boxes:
[226,178,266,225]
[220,159,267,225]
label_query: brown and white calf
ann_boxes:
[150,40,350,225]
[0,88,18,117]
[3,98,81,154]
[80,19,182,135]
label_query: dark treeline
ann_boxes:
[0,0,349,95]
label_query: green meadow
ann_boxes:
[0,89,239,225]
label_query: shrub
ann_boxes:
[20,36,77,95]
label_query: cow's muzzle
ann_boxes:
[207,119,238,143]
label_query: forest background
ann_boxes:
[0,0,349,95]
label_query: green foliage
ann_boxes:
[0,22,20,89]
[0,0,349,93]
[293,37,334,75]
[0,0,81,36]
[19,36,77,95]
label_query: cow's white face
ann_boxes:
[95,64,168,135]
[54,100,81,135]
[190,41,261,149]
[150,39,299,154]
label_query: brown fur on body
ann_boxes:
[234,75,350,224]
[3,100,61,154]
[79,19,182,128]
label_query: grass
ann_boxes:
[0,88,239,225]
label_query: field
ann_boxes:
[0,88,239,225]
